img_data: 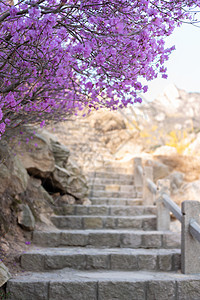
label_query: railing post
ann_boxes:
[143,166,154,205]
[181,200,200,274]
[156,179,170,230]
[134,157,143,197]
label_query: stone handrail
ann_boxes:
[134,157,200,274]
[162,194,182,222]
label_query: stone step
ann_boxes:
[90,198,143,205]
[20,247,181,272]
[51,215,156,230]
[88,177,134,185]
[88,172,134,181]
[32,229,181,249]
[7,269,200,300]
[89,184,136,193]
[54,205,156,216]
[90,190,137,198]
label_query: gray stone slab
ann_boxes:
[45,254,86,270]
[98,281,146,300]
[110,254,138,270]
[121,233,142,248]
[83,217,103,229]
[88,232,120,247]
[49,281,97,300]
[21,253,45,271]
[7,281,48,300]
[177,280,200,300]
[147,280,176,300]
[138,254,157,271]
[142,233,162,248]
[86,254,110,270]
[33,231,61,247]
[61,231,88,246]
[20,248,181,272]
[158,254,172,271]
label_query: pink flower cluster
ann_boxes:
[0,0,199,137]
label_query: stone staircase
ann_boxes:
[6,168,200,300]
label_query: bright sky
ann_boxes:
[143,22,200,101]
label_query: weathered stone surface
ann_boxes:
[50,140,70,168]
[83,217,103,229]
[25,177,54,217]
[49,281,97,300]
[21,254,44,272]
[98,281,145,300]
[52,162,88,199]
[7,281,48,300]
[177,280,200,300]
[163,232,181,249]
[15,133,55,175]
[45,254,85,270]
[0,164,10,195]
[88,232,120,247]
[142,234,162,248]
[158,254,172,271]
[17,204,35,231]
[0,261,11,287]
[61,232,88,246]
[121,233,142,248]
[147,280,176,300]
[110,254,138,270]
[10,156,29,195]
[86,255,109,270]
[60,194,76,205]
[137,254,157,270]
[33,231,60,247]
[152,160,171,182]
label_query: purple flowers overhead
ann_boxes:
[0,0,199,137]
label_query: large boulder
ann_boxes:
[52,159,89,199]
[10,156,29,195]
[184,133,200,156]
[24,177,54,217]
[17,204,35,231]
[152,160,171,182]
[173,180,200,206]
[0,164,10,195]
[50,140,70,168]
[166,172,184,194]
[154,146,178,156]
[90,110,126,132]
[13,133,55,176]
[0,261,11,287]
[0,142,28,196]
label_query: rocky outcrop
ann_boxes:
[17,204,35,231]
[0,261,11,287]
[13,133,55,177]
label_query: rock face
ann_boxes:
[14,133,55,176]
[51,140,70,168]
[0,128,89,238]
[0,261,11,287]
[151,161,171,182]
[0,142,28,196]
[12,130,89,202]
[17,204,35,231]
[91,110,126,132]
[52,161,88,199]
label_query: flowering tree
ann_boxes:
[0,0,199,138]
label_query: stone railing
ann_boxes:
[134,157,200,275]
